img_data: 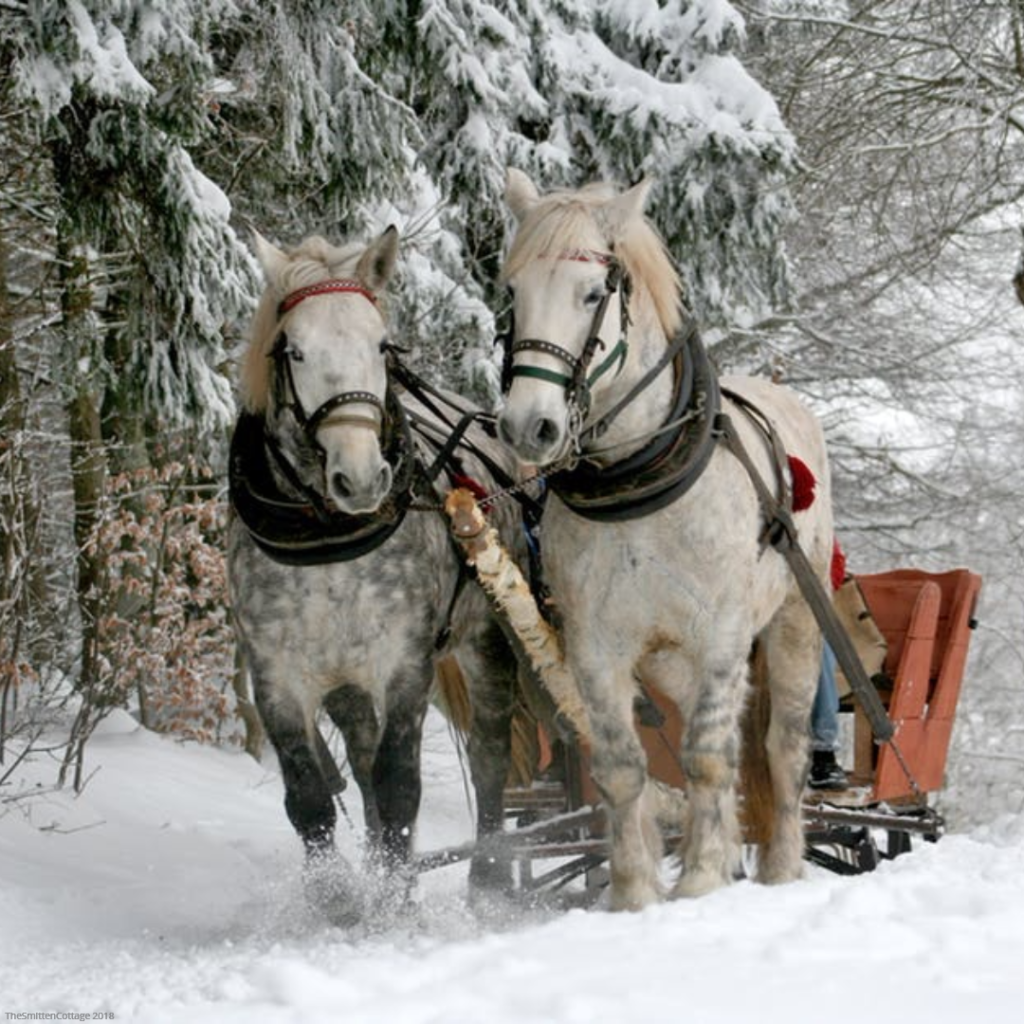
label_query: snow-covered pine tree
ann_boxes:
[192,1,795,403]
[203,1,418,237]
[586,0,796,328]
[3,2,263,757]
[10,0,257,443]
[413,0,797,346]
[197,3,494,397]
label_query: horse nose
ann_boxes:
[497,414,518,450]
[331,470,354,500]
[328,463,392,512]
[497,410,563,462]
[534,417,560,448]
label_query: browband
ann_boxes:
[278,279,377,315]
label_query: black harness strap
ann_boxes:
[422,409,483,486]
[713,405,895,744]
[549,326,720,521]
[719,387,793,550]
[582,315,699,445]
[389,356,546,519]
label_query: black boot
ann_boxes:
[809,749,848,791]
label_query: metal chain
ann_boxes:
[885,733,932,810]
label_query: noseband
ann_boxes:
[500,249,631,419]
[271,279,387,446]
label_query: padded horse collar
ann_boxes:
[547,324,721,521]
[228,387,416,565]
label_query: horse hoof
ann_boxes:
[303,851,365,927]
[757,863,803,886]
[369,862,419,923]
[670,867,730,899]
[608,880,661,912]
[756,844,804,886]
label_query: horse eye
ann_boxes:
[285,345,305,363]
[583,286,604,306]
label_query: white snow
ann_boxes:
[3,708,1024,1023]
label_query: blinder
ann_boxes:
[498,251,631,420]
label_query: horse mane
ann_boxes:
[503,183,684,339]
[240,235,369,414]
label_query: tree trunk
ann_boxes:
[0,218,25,760]
[53,204,110,789]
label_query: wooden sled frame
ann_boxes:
[847,569,982,802]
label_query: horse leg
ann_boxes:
[456,624,518,893]
[671,656,749,899]
[323,685,382,840]
[372,680,431,869]
[584,668,663,911]
[758,599,821,884]
[253,678,337,855]
[253,672,369,922]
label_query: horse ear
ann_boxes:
[506,168,541,221]
[599,179,653,243]
[252,230,289,286]
[356,225,400,292]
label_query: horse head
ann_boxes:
[496,168,673,467]
[248,227,401,515]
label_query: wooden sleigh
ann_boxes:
[422,566,983,895]
[798,567,983,873]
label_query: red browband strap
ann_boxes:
[278,279,378,315]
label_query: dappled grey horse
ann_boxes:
[228,227,522,922]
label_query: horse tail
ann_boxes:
[433,654,538,787]
[435,654,473,733]
[740,641,774,845]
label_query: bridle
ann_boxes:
[499,249,631,423]
[270,278,388,447]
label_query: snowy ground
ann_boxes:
[3,709,1024,1024]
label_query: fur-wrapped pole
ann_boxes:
[443,488,593,745]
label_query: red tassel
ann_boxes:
[831,539,847,591]
[788,456,816,512]
[452,472,489,502]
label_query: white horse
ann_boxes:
[496,170,833,909]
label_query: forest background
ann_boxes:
[1,0,1022,826]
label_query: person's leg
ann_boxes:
[810,641,839,752]
[809,642,848,790]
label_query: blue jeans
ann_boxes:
[811,641,839,752]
